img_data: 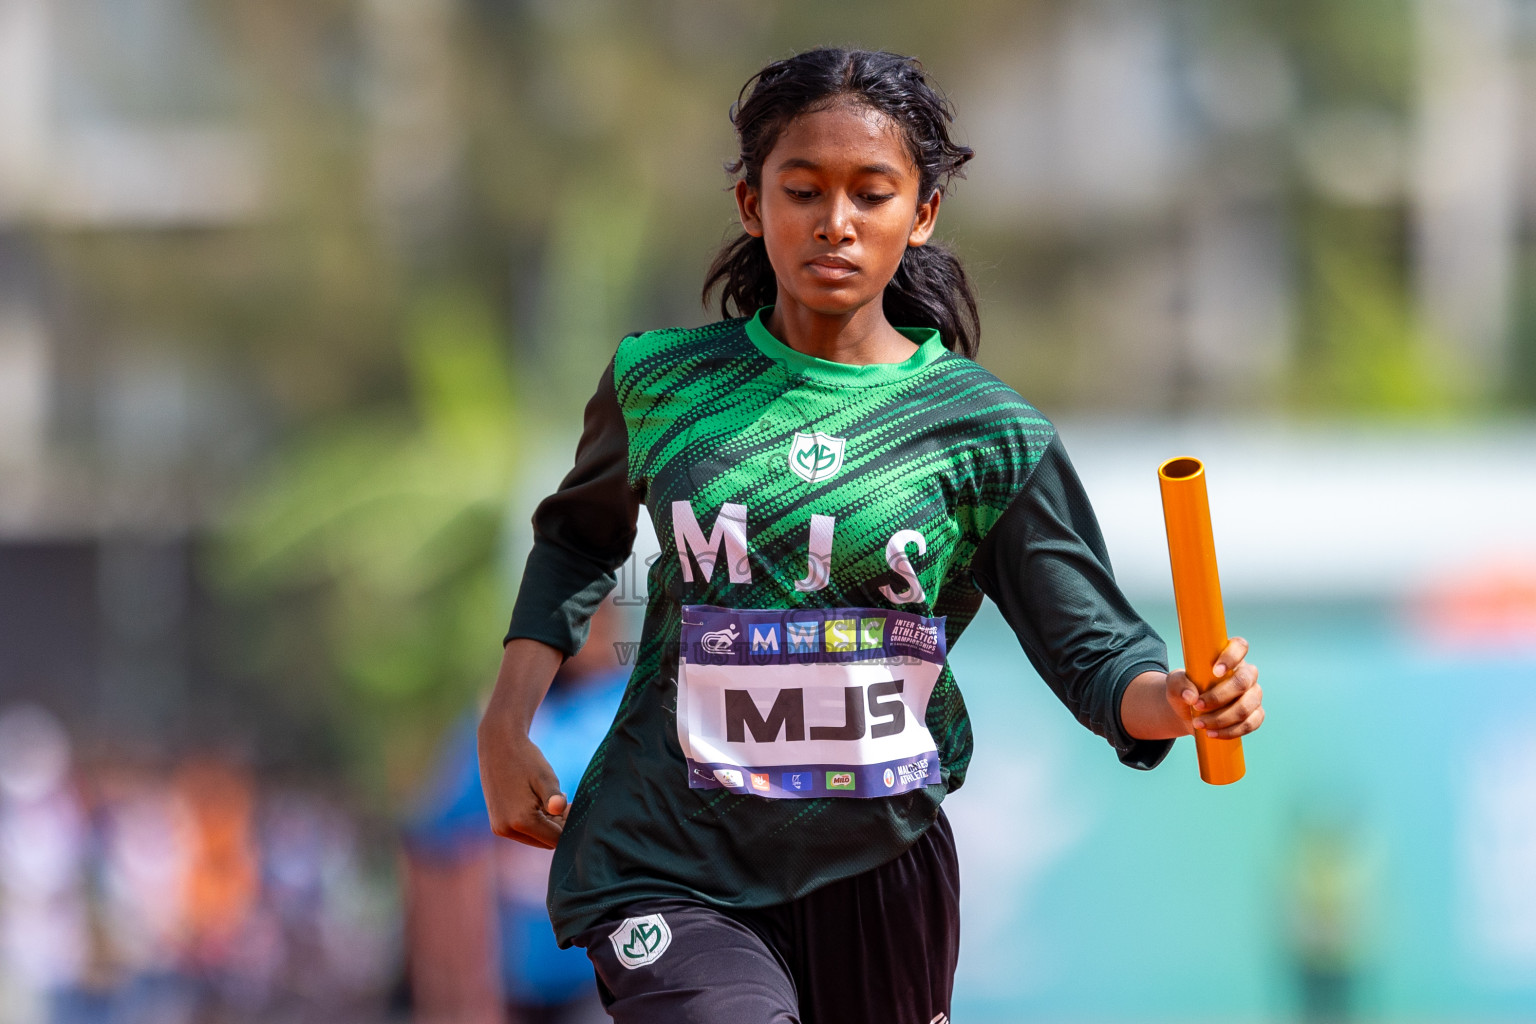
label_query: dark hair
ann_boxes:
[702,48,981,357]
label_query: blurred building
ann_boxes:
[0,0,265,747]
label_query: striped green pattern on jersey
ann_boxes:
[547,310,1056,941]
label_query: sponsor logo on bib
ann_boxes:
[782,771,813,791]
[713,769,743,787]
[825,618,857,652]
[750,773,770,791]
[701,624,739,656]
[787,432,846,484]
[826,771,856,791]
[749,624,779,655]
[785,621,820,653]
[609,914,672,970]
[883,768,896,787]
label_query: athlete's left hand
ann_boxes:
[1165,636,1264,739]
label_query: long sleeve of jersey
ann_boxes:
[505,358,642,655]
[970,434,1173,770]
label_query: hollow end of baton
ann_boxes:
[1157,456,1246,786]
[1158,457,1204,483]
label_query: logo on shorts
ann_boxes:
[787,431,847,484]
[883,768,896,788]
[609,913,672,970]
[826,771,856,791]
[713,769,744,788]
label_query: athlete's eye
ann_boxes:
[784,187,819,201]
[861,193,896,204]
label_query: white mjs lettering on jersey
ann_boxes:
[671,502,927,604]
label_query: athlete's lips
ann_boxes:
[806,254,859,279]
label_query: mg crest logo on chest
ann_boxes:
[788,432,846,483]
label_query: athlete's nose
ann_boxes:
[816,193,855,245]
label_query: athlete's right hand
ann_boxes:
[477,638,569,850]
[478,729,568,849]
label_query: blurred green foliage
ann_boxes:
[1293,210,1453,414]
[214,289,516,798]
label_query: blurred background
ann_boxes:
[0,0,1534,1021]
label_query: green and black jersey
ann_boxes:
[508,307,1171,945]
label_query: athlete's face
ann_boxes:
[734,101,939,319]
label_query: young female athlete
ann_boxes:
[479,47,1265,1024]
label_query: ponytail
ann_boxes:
[701,233,776,327]
[885,241,978,359]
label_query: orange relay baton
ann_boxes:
[1157,456,1245,786]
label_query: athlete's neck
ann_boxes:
[765,299,917,366]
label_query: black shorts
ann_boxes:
[573,810,959,1024]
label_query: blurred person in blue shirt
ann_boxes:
[404,598,628,1024]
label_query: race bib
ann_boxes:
[677,605,947,799]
